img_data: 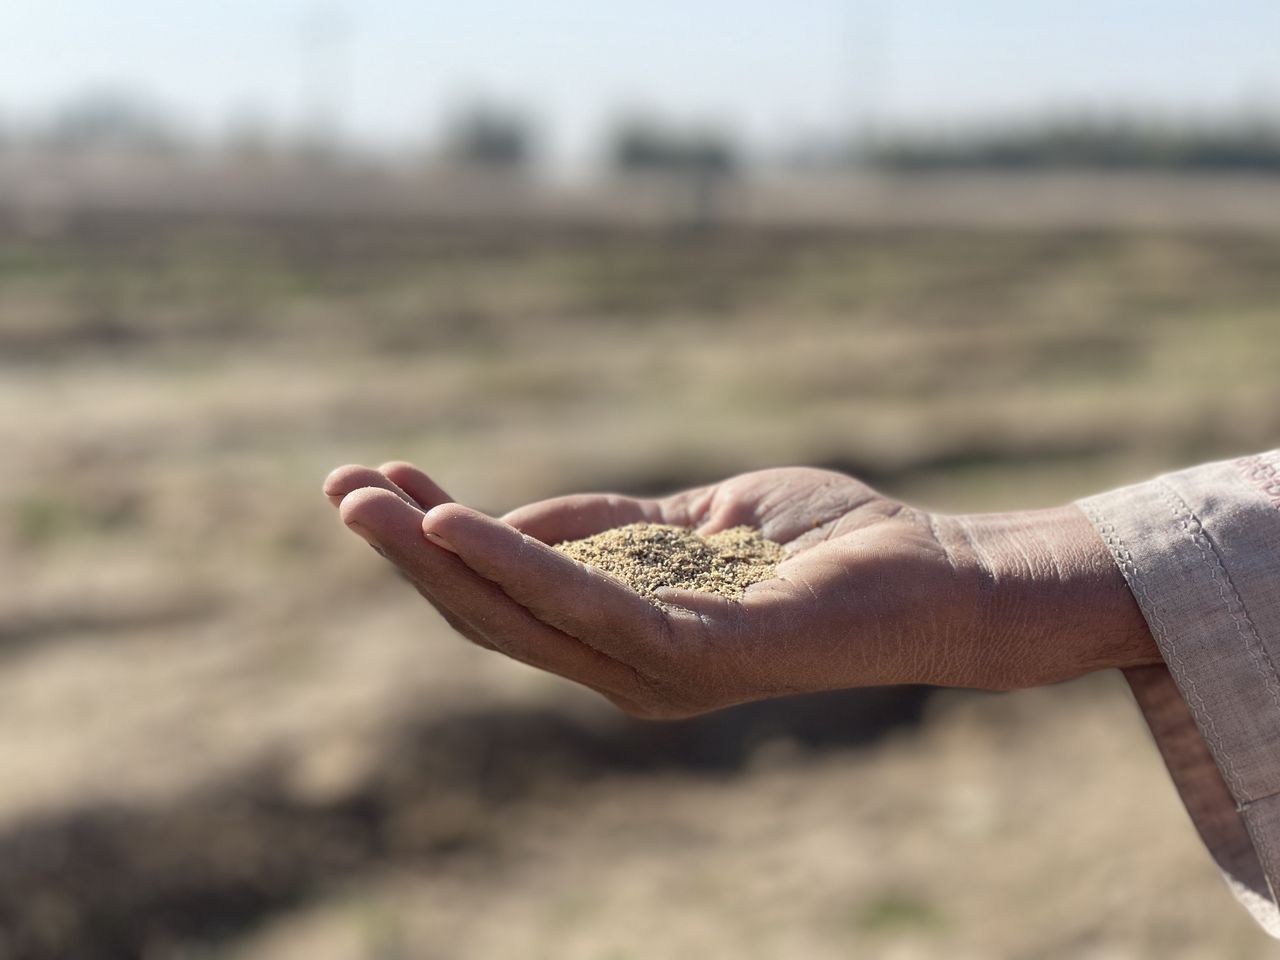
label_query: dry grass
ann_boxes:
[2,213,1280,957]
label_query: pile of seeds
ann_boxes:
[555,522,786,602]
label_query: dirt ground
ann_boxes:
[3,214,1280,958]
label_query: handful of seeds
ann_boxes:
[554,522,786,602]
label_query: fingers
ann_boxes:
[502,484,721,544]
[423,503,672,661]
[323,464,418,509]
[323,461,454,512]
[378,461,454,511]
[419,558,651,700]
[328,467,707,697]
[335,485,490,648]
[338,484,429,549]
[502,493,665,544]
[340,488,646,699]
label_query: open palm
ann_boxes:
[324,463,997,717]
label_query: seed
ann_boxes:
[555,522,785,602]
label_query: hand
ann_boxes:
[323,463,1158,718]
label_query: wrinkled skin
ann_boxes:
[324,463,1159,719]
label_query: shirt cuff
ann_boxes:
[1078,451,1280,937]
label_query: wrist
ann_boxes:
[930,504,1160,689]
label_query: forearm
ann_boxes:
[930,505,1160,689]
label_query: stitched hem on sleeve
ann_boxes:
[1080,458,1280,937]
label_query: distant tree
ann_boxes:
[441,103,536,171]
[609,118,738,175]
[606,116,741,229]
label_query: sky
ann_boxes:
[1,1,1278,166]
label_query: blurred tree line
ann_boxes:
[6,91,1280,175]
[608,117,737,174]
[865,115,1280,172]
[441,103,535,170]
[3,90,183,155]
[438,105,738,177]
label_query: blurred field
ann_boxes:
[3,208,1280,958]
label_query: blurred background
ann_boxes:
[3,2,1280,957]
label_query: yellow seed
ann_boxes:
[554,522,785,602]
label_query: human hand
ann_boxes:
[323,463,1158,718]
